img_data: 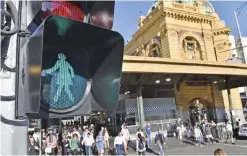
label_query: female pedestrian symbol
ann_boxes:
[41,53,75,102]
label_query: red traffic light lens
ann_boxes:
[41,1,84,22]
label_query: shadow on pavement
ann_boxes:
[128,140,159,155]
[182,139,195,146]
[146,147,159,155]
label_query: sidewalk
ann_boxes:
[108,136,191,155]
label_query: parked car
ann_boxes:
[238,123,247,138]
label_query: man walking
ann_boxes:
[145,122,151,148]
[225,122,235,145]
[155,129,166,156]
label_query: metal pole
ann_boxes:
[225,77,234,128]
[137,85,145,128]
[234,11,246,63]
[234,10,247,110]
[1,1,29,155]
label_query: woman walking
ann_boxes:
[104,128,110,149]
[96,131,105,155]
[70,133,80,155]
[121,125,130,154]
[136,133,146,155]
[61,134,70,155]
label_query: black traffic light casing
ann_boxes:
[86,1,115,30]
[17,15,124,118]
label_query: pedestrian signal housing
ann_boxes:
[17,15,124,118]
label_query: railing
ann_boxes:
[127,119,178,136]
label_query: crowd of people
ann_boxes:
[27,115,241,156]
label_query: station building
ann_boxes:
[113,0,247,128]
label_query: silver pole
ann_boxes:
[234,10,247,109]
[234,10,246,63]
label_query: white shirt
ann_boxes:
[104,131,109,139]
[194,128,202,138]
[33,133,39,142]
[114,136,124,147]
[81,136,95,146]
[83,131,88,139]
[121,129,129,139]
[226,123,233,132]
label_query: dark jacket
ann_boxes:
[28,140,39,155]
[155,133,165,145]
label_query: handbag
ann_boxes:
[45,147,52,154]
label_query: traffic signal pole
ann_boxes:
[1,1,28,155]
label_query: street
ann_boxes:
[123,137,247,155]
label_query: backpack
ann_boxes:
[138,140,144,150]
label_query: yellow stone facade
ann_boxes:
[122,0,245,119]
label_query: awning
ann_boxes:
[122,56,247,89]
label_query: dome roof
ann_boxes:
[147,0,215,15]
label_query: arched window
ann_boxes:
[148,44,160,57]
[182,37,203,60]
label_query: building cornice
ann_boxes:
[213,27,231,36]
[128,4,218,46]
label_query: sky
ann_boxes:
[112,1,247,43]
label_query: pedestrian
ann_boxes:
[96,131,105,156]
[136,128,144,138]
[136,133,146,155]
[45,133,57,155]
[145,122,151,148]
[176,119,182,139]
[70,133,80,155]
[225,122,235,144]
[234,118,241,138]
[41,134,47,155]
[205,124,214,144]
[104,128,110,149]
[61,134,70,155]
[121,125,130,154]
[214,148,227,156]
[78,127,83,141]
[194,125,203,147]
[224,113,229,125]
[72,127,81,140]
[114,132,124,156]
[28,133,40,155]
[81,132,95,156]
[154,129,166,156]
[33,131,40,143]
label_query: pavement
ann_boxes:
[106,137,247,155]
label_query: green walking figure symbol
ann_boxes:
[42,53,75,102]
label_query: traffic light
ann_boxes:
[17,15,124,118]
[86,1,115,29]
